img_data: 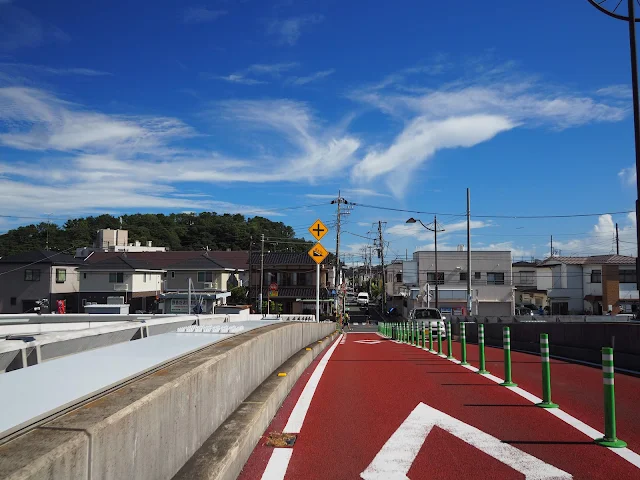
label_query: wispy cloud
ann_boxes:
[183,7,227,24]
[207,74,267,85]
[0,62,111,76]
[618,166,636,186]
[248,62,299,75]
[289,68,335,86]
[596,84,631,99]
[0,5,70,51]
[304,188,389,199]
[387,219,492,241]
[267,14,324,46]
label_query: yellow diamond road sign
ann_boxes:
[308,219,329,242]
[308,242,329,264]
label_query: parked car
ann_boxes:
[515,307,534,316]
[409,307,447,338]
[357,292,369,306]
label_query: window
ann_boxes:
[590,270,602,284]
[171,271,175,279]
[109,272,124,283]
[198,271,213,283]
[143,273,147,283]
[519,271,535,285]
[619,270,636,284]
[10,297,16,306]
[487,272,505,285]
[83,273,87,279]
[297,272,309,286]
[474,272,481,280]
[56,268,66,283]
[426,272,444,284]
[24,269,41,281]
[396,273,403,283]
[460,272,467,281]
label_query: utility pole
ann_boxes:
[378,221,386,313]
[550,235,553,258]
[616,223,620,255]
[45,213,52,250]
[259,234,264,314]
[434,215,439,309]
[467,188,472,315]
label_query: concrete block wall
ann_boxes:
[0,322,336,480]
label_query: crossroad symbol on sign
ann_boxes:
[308,242,329,265]
[308,219,329,242]
[360,402,572,480]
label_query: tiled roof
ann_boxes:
[249,252,331,266]
[539,255,636,266]
[0,250,84,265]
[250,286,327,299]
[77,255,163,271]
[83,251,248,270]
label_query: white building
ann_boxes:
[512,261,548,308]
[391,250,514,316]
[539,255,638,315]
[75,229,167,258]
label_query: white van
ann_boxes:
[357,292,369,306]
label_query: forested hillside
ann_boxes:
[0,213,309,257]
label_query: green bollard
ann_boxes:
[411,321,415,345]
[429,323,434,352]
[499,326,517,387]
[422,321,426,349]
[477,323,489,374]
[460,322,469,365]
[446,321,454,359]
[437,322,444,356]
[595,347,627,447]
[537,333,558,408]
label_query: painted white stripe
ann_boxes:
[461,364,479,372]
[541,348,550,353]
[261,448,293,480]
[603,354,613,361]
[603,378,615,385]
[360,402,572,480]
[283,335,342,434]
[603,366,614,373]
[541,357,550,363]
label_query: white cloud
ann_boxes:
[387,219,492,241]
[248,62,299,75]
[304,188,390,199]
[618,166,636,186]
[0,62,111,76]
[267,14,324,46]
[552,214,637,256]
[183,7,227,24]
[596,84,631,99]
[208,74,266,85]
[352,114,515,196]
[289,69,335,86]
[479,241,535,258]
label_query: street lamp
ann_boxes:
[586,0,640,288]
[406,216,445,308]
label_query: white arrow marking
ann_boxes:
[354,340,383,345]
[360,402,572,480]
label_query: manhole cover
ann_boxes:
[265,432,297,447]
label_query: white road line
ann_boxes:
[261,448,293,480]
[283,334,343,433]
[434,345,640,469]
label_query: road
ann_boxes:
[240,332,640,479]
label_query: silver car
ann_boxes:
[409,307,447,338]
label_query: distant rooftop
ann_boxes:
[539,255,636,266]
[0,250,85,266]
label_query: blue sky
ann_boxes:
[0,0,638,262]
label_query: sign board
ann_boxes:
[171,298,189,313]
[269,291,278,297]
[453,307,463,316]
[402,261,418,285]
[440,307,452,315]
[308,219,329,242]
[308,242,329,264]
[361,402,571,480]
[269,283,278,292]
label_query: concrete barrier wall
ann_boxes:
[0,321,337,480]
[453,321,640,371]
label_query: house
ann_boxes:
[396,250,514,316]
[248,252,334,315]
[539,255,638,315]
[80,251,249,313]
[512,261,547,308]
[0,250,85,314]
[76,254,164,312]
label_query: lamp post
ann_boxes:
[586,0,640,289]
[406,216,445,308]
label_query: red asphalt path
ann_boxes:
[240,333,640,479]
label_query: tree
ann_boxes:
[229,286,248,305]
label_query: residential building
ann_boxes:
[385,261,405,297]
[392,250,514,316]
[540,255,638,315]
[0,250,84,314]
[512,261,547,308]
[248,252,334,314]
[74,229,167,257]
[76,254,164,312]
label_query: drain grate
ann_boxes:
[265,431,297,447]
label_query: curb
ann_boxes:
[172,331,340,480]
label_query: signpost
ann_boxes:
[308,219,329,323]
[267,283,278,314]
